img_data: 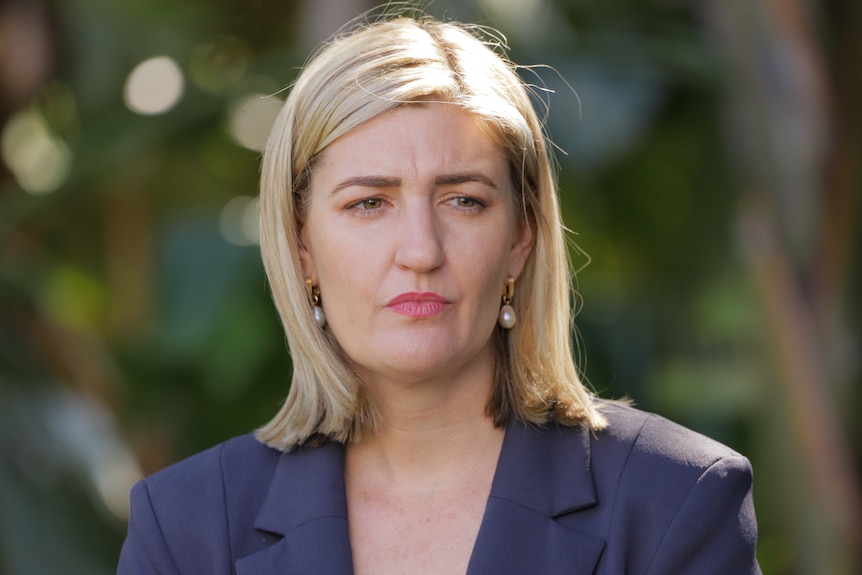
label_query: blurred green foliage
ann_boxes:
[0,0,858,573]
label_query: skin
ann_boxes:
[300,103,532,413]
[300,104,533,574]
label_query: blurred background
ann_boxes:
[0,0,859,573]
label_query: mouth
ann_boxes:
[385,292,451,318]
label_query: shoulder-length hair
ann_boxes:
[257,15,605,451]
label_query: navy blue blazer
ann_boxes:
[117,402,760,574]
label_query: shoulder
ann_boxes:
[593,399,745,467]
[139,433,280,513]
[143,433,279,490]
[588,399,753,501]
[584,401,759,573]
[120,434,282,574]
[536,400,752,500]
[504,401,758,572]
[138,432,283,525]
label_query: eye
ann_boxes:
[349,197,384,210]
[447,196,486,210]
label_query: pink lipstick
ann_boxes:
[386,292,450,318]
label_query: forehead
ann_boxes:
[312,104,507,178]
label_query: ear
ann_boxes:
[507,218,534,280]
[298,226,316,282]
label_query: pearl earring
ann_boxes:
[498,276,516,329]
[306,278,326,327]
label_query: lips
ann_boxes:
[385,292,451,318]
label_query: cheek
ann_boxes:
[454,238,512,303]
[308,227,379,298]
[457,215,518,267]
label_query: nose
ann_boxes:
[394,199,445,273]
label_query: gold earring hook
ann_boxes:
[306,278,320,305]
[502,276,515,305]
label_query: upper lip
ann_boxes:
[385,292,450,306]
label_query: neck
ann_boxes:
[347,348,504,488]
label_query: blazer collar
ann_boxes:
[236,440,354,575]
[489,421,598,516]
[238,423,605,574]
[254,440,349,533]
[465,422,605,574]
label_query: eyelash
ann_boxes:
[345,195,487,215]
[447,196,486,212]
[347,198,385,211]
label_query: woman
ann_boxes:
[118,14,761,575]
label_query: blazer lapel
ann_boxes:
[234,423,604,574]
[235,440,355,575]
[466,422,606,575]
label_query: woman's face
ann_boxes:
[300,104,532,389]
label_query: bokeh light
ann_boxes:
[219,195,260,246]
[227,93,283,151]
[124,56,185,115]
[1,108,72,194]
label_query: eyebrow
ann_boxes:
[330,176,399,195]
[435,173,498,189]
[330,173,498,195]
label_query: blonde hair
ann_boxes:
[257,14,605,451]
